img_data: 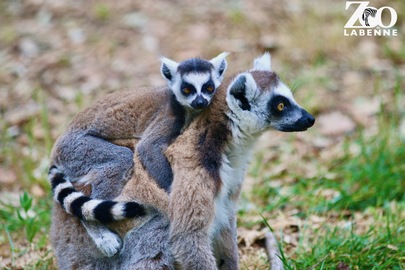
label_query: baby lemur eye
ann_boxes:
[180,82,196,96]
[277,102,285,111]
[202,80,215,94]
[182,87,191,94]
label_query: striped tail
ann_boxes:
[48,166,146,223]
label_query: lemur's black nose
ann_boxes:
[306,115,315,127]
[192,96,208,109]
[196,99,205,107]
[300,109,315,128]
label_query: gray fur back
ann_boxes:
[118,215,174,269]
[52,208,175,269]
[51,130,134,199]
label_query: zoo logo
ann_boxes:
[344,1,398,37]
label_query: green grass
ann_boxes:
[0,88,55,269]
[283,119,405,214]
[284,202,405,269]
[327,76,405,211]
[93,3,111,21]
[263,202,405,269]
[332,132,404,211]
[256,126,405,269]
[0,192,53,269]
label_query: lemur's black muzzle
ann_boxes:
[277,108,315,132]
[191,95,208,109]
[301,109,315,127]
[292,109,315,131]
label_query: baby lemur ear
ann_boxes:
[209,52,229,82]
[228,73,257,111]
[253,52,272,71]
[160,57,179,84]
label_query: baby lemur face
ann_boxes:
[227,53,315,134]
[161,52,229,110]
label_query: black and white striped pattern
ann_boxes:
[49,166,146,223]
[362,8,377,27]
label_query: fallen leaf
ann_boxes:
[237,227,267,248]
[387,244,398,251]
[31,184,45,197]
[0,168,17,185]
[18,37,39,58]
[121,12,148,29]
[4,102,40,126]
[336,261,351,270]
[344,97,380,126]
[316,111,356,136]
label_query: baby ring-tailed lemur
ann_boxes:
[49,52,229,257]
[51,53,315,270]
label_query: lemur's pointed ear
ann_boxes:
[160,57,179,83]
[228,73,257,111]
[253,52,271,71]
[210,52,229,82]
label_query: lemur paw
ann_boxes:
[93,231,123,257]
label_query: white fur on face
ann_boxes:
[226,72,300,136]
[273,82,297,105]
[183,72,211,95]
[173,72,216,108]
[269,82,307,130]
[169,73,190,108]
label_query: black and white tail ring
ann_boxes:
[48,166,146,223]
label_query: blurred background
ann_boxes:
[0,0,404,269]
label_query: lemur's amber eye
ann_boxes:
[277,102,285,111]
[207,86,214,92]
[182,88,191,94]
